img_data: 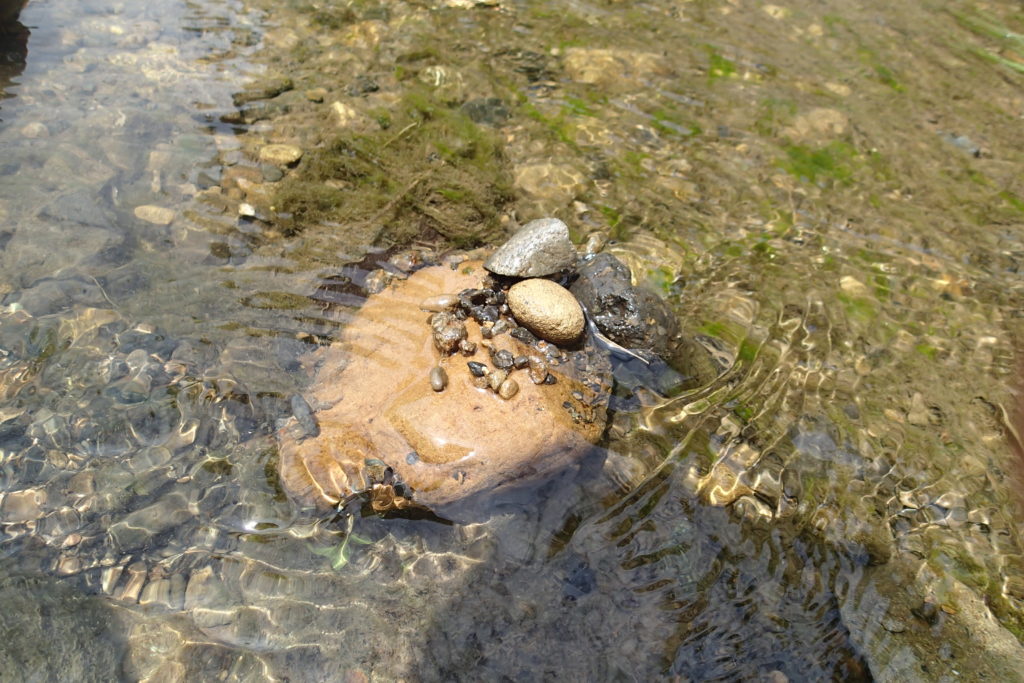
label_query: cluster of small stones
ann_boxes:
[422,284,573,400]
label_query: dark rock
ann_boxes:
[491,349,514,370]
[462,97,511,126]
[469,304,500,324]
[570,253,679,356]
[511,326,537,344]
[484,218,577,278]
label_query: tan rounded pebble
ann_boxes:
[507,278,585,345]
[429,366,448,392]
[498,378,519,399]
[419,294,459,312]
[258,143,303,166]
[133,205,175,225]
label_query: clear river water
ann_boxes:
[1,0,1024,680]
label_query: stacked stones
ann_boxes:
[421,218,586,400]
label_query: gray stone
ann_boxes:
[484,217,577,277]
[570,253,678,355]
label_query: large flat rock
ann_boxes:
[277,262,607,515]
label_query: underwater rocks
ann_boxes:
[276,262,609,517]
[507,278,584,345]
[840,554,1024,682]
[483,217,577,277]
[133,205,176,225]
[258,144,303,167]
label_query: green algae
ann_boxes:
[779,141,858,186]
[272,86,513,249]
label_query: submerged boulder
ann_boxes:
[277,262,609,517]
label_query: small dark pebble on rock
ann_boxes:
[458,288,491,309]
[467,361,489,377]
[511,327,537,344]
[470,304,501,324]
[491,349,514,370]
[513,355,529,369]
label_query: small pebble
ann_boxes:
[430,366,448,392]
[491,319,510,336]
[472,375,490,389]
[134,205,175,225]
[420,294,459,312]
[458,339,477,355]
[498,378,519,399]
[544,373,557,385]
[527,356,548,384]
[488,369,508,392]
[430,312,467,354]
[467,361,488,377]
[583,231,608,255]
[511,327,537,344]
[513,355,529,369]
[470,304,500,324]
[491,349,514,370]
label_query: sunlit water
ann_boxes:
[1,0,1024,680]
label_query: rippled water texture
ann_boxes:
[2,0,1024,680]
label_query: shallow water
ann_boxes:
[1,0,1024,680]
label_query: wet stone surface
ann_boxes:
[276,261,612,518]
[570,252,679,356]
